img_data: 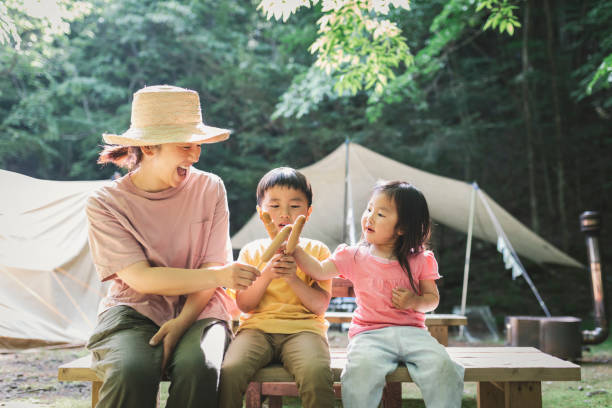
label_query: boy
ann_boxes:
[219,167,335,408]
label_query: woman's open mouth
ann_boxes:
[177,166,188,177]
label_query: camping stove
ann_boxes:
[506,211,608,361]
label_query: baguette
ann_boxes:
[285,215,306,254]
[257,224,292,269]
[261,211,278,239]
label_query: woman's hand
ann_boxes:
[211,262,260,290]
[149,317,190,374]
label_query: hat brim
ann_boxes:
[102,123,230,146]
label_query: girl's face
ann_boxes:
[138,142,202,191]
[259,186,312,231]
[361,192,401,252]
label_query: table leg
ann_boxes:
[477,381,542,408]
[428,326,449,346]
[91,381,102,408]
[245,382,263,408]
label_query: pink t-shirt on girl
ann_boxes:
[329,244,441,338]
[86,168,234,327]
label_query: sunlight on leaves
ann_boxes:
[258,0,413,99]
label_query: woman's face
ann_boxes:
[141,142,202,191]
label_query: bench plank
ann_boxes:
[59,347,579,408]
[59,346,580,385]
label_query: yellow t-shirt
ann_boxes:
[236,237,332,337]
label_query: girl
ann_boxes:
[86,85,259,407]
[293,180,464,408]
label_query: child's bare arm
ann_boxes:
[293,246,339,281]
[391,280,440,313]
[274,253,331,315]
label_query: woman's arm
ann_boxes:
[292,246,339,281]
[117,260,260,295]
[391,280,440,313]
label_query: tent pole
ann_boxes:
[342,137,350,244]
[477,189,551,317]
[459,182,478,338]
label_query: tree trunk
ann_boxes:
[543,0,569,250]
[521,0,539,233]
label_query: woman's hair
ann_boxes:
[370,180,432,294]
[97,145,144,170]
[256,167,313,206]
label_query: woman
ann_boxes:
[86,85,259,407]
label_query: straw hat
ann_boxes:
[102,85,230,146]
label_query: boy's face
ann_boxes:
[258,186,312,231]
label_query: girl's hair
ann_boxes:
[97,145,143,170]
[370,180,432,294]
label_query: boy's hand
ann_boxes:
[272,253,298,283]
[261,252,283,279]
[391,287,420,310]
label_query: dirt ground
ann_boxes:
[0,330,350,407]
[0,346,90,407]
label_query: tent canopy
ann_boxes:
[0,170,110,347]
[232,143,583,269]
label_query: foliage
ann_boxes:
[0,0,610,322]
[0,3,20,48]
[259,0,413,102]
[588,53,612,94]
[476,0,520,35]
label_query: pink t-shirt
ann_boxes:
[329,244,441,338]
[86,168,234,327]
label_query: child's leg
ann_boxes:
[165,319,231,408]
[86,306,163,408]
[398,326,464,408]
[218,329,274,408]
[340,328,400,408]
[278,332,335,408]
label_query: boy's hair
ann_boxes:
[256,167,313,206]
[370,180,431,294]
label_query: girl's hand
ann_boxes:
[391,287,419,310]
[149,317,190,374]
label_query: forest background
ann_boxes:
[1,0,610,331]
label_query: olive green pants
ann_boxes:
[218,329,335,408]
[87,306,231,408]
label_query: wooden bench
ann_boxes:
[57,278,467,407]
[59,346,580,408]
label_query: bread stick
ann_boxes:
[257,225,292,269]
[285,215,306,254]
[261,211,278,239]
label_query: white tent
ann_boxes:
[232,142,583,315]
[0,170,110,348]
[232,142,582,267]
